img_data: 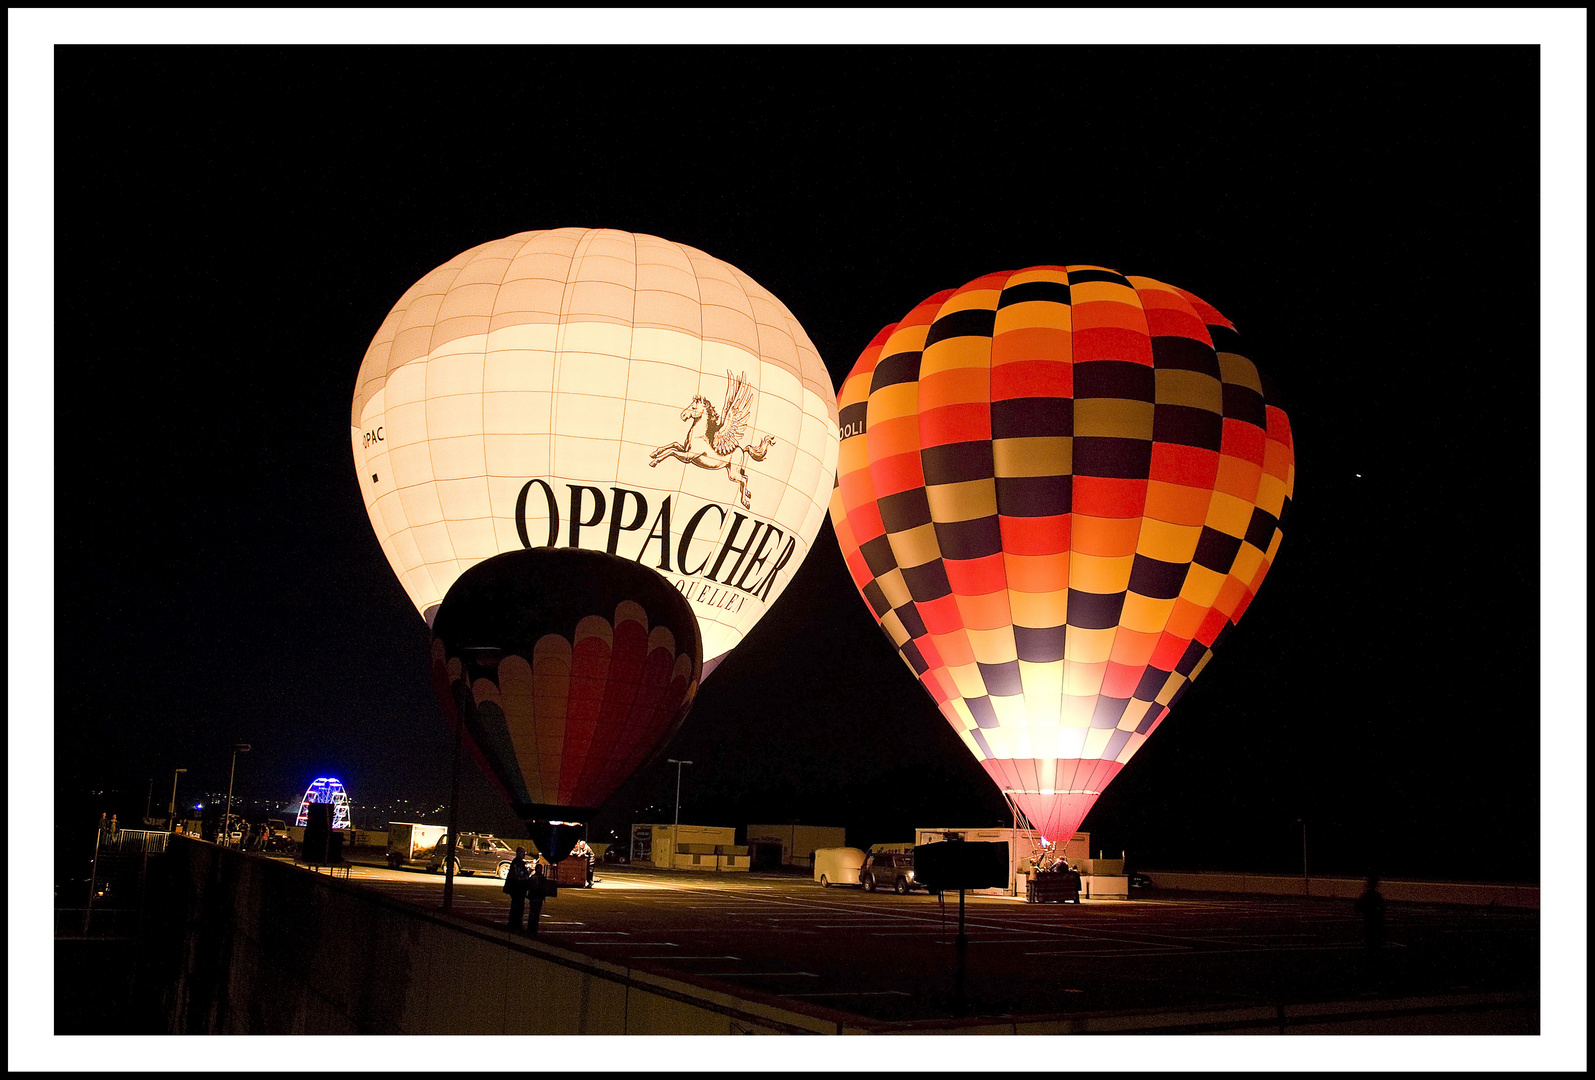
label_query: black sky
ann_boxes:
[37,41,1574,885]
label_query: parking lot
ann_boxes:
[317,858,1539,1032]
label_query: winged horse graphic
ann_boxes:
[649,370,776,510]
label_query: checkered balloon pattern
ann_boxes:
[828,267,1294,842]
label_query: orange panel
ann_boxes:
[1108,628,1160,667]
[1213,454,1263,502]
[1165,596,1209,639]
[1144,481,1212,527]
[1070,514,1142,557]
[955,589,1014,632]
[1003,552,1070,593]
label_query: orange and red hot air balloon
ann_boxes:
[829,266,1294,843]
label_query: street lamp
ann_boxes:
[668,759,692,863]
[167,767,187,832]
[224,744,251,847]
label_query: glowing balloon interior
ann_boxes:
[351,228,839,676]
[295,777,352,829]
[429,547,702,828]
[828,266,1294,841]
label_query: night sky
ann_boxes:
[32,36,1580,894]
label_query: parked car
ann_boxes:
[1128,871,1154,890]
[859,851,930,894]
[427,833,518,878]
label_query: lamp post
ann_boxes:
[223,744,251,847]
[167,767,187,832]
[668,759,692,865]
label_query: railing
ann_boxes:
[96,829,170,854]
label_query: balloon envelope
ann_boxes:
[429,547,703,831]
[352,228,839,677]
[828,266,1294,841]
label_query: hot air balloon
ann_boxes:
[351,228,839,678]
[429,546,702,861]
[829,266,1294,843]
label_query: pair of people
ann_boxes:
[503,847,551,936]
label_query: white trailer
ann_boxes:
[386,822,447,869]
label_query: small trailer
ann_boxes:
[386,821,447,869]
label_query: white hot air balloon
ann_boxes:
[351,228,840,676]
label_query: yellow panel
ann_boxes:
[920,335,993,378]
[993,436,1072,478]
[1067,281,1138,305]
[926,478,998,522]
[1070,552,1135,594]
[867,382,919,422]
[881,323,932,357]
[889,522,943,569]
[1205,491,1253,537]
[957,726,985,759]
[947,697,977,731]
[993,301,1072,335]
[1073,398,1153,440]
[1063,662,1107,696]
[1064,627,1116,664]
[1154,368,1223,411]
[1060,694,1095,727]
[1265,531,1284,562]
[1116,731,1148,764]
[1082,726,1115,759]
[1154,671,1187,705]
[966,627,1018,666]
[1180,564,1226,607]
[1017,662,1062,711]
[935,288,1002,314]
[1188,650,1213,682]
[1230,543,1265,586]
[981,726,1012,760]
[875,567,912,610]
[990,694,1030,729]
[1254,472,1289,518]
[1007,589,1068,629]
[947,663,988,700]
[1119,593,1175,634]
[1218,351,1263,393]
[879,609,911,648]
[1117,699,1153,731]
[1136,518,1202,562]
[1004,267,1071,287]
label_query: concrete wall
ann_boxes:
[1142,871,1539,908]
[154,837,848,1034]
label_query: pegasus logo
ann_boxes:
[649,370,776,510]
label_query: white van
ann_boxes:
[812,847,865,887]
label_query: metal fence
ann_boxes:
[96,829,170,854]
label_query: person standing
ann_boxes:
[1355,872,1386,986]
[525,858,553,936]
[503,847,532,932]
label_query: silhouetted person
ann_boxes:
[503,846,532,932]
[108,814,119,842]
[526,858,551,936]
[1355,873,1386,984]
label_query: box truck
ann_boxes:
[386,822,447,869]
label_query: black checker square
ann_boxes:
[877,486,934,534]
[994,474,1071,517]
[1066,589,1126,630]
[870,350,923,391]
[1193,526,1244,572]
[924,307,997,347]
[933,515,1004,562]
[920,440,995,485]
[1221,382,1267,426]
[1134,665,1172,701]
[900,559,953,602]
[1175,638,1209,676]
[1128,553,1189,600]
[991,397,1072,440]
[997,280,1072,308]
[900,638,930,675]
[977,659,1024,698]
[861,578,892,618]
[1067,268,1131,287]
[1153,402,1224,450]
[1073,436,1153,479]
[1150,335,1220,376]
[1013,624,1068,663]
[1244,505,1280,551]
[1136,704,1166,735]
[965,695,1000,729]
[1072,359,1156,401]
[1091,696,1131,729]
[859,533,900,579]
[893,601,928,640]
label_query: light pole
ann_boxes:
[167,767,187,832]
[668,759,692,864]
[223,744,251,846]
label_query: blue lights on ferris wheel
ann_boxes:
[294,777,352,830]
